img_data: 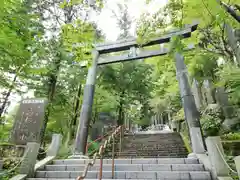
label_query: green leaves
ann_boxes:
[170,35,185,53]
[201,114,222,137]
[188,52,218,82]
[99,61,154,125]
[217,64,240,104]
[62,20,95,63]
[59,0,83,9]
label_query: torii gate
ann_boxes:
[72,21,205,157]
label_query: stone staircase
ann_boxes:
[27,132,212,180]
[28,157,212,180]
[116,132,188,158]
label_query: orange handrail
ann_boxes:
[85,129,115,153]
[77,125,123,180]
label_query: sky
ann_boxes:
[7,0,168,112]
[94,0,168,41]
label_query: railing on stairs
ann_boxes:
[196,134,239,178]
[77,125,124,180]
[85,129,115,154]
[215,143,238,176]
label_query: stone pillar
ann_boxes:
[225,23,240,65]
[234,156,240,178]
[215,87,238,129]
[73,50,99,156]
[91,121,103,140]
[190,127,205,153]
[155,114,158,125]
[172,120,178,132]
[19,142,40,177]
[125,118,128,130]
[160,114,163,124]
[124,115,128,130]
[128,118,131,131]
[0,160,3,170]
[47,134,62,157]
[206,136,229,177]
[175,53,205,154]
[88,0,95,6]
[203,79,215,104]
[200,85,208,107]
[192,78,202,110]
[127,115,130,131]
[168,112,171,127]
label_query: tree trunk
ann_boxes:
[117,91,125,126]
[67,83,82,138]
[40,57,61,145]
[72,83,82,126]
[0,74,18,120]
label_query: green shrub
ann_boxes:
[3,158,20,170]
[0,158,20,179]
[221,132,240,141]
[200,104,223,137]
[87,140,99,154]
[201,114,222,137]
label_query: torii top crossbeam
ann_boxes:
[95,22,199,54]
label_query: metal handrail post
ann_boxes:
[112,135,115,179]
[98,147,103,180]
[77,126,122,180]
[121,126,124,150]
[119,127,122,156]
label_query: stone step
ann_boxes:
[114,155,188,158]
[124,137,183,141]
[118,146,187,149]
[120,142,186,144]
[115,156,188,158]
[115,152,188,156]
[35,171,211,179]
[117,150,188,153]
[28,179,141,180]
[124,133,180,137]
[122,142,186,145]
[41,164,204,171]
[124,139,184,141]
[27,179,149,180]
[114,150,187,153]
[114,153,188,155]
[121,148,186,150]
[53,158,199,165]
[124,138,184,141]
[116,153,188,155]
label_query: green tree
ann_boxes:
[100,62,154,125]
[0,0,43,121]
[98,2,154,126]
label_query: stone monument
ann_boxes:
[202,79,215,105]
[10,98,48,145]
[191,78,202,109]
